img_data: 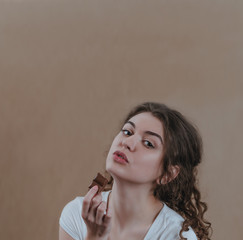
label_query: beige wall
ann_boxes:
[0,1,242,239]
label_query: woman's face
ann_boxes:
[106,112,165,185]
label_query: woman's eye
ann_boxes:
[122,129,132,136]
[144,140,155,149]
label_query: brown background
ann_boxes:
[0,1,242,239]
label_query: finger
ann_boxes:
[95,201,106,225]
[82,185,99,219]
[89,193,102,216]
[103,203,112,226]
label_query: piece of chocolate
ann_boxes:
[88,172,108,193]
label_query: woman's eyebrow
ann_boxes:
[144,131,163,144]
[127,121,135,128]
[126,121,164,144]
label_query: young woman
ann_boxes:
[59,102,212,240]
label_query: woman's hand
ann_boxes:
[82,185,112,240]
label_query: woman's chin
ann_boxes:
[105,166,117,178]
[106,165,121,178]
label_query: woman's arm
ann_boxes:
[59,226,75,240]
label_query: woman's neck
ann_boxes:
[108,180,163,232]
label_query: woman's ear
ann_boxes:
[157,165,180,185]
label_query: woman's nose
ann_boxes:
[121,135,138,151]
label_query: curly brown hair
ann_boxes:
[105,102,212,240]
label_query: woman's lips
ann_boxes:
[113,151,129,164]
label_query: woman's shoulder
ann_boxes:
[155,204,198,240]
[162,203,184,223]
[61,196,84,214]
[59,196,86,240]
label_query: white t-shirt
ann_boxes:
[59,191,197,240]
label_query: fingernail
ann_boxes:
[93,185,98,191]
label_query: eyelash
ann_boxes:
[121,129,155,149]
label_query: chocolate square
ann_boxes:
[88,172,109,193]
